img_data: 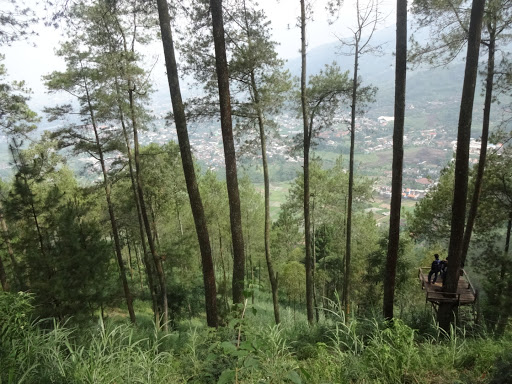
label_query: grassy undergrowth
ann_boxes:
[1,291,511,384]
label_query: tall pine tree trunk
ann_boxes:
[27,184,46,261]
[108,10,165,327]
[116,95,160,322]
[249,70,280,324]
[460,26,496,268]
[300,0,314,325]
[129,88,168,330]
[156,0,218,327]
[344,39,359,317]
[496,213,511,335]
[0,250,7,291]
[312,202,319,322]
[239,0,280,323]
[383,0,407,320]
[439,0,485,331]
[209,0,246,305]
[84,81,136,324]
[149,202,161,248]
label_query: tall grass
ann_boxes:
[1,291,511,384]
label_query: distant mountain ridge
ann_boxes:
[285,24,470,120]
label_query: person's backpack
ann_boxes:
[431,259,441,272]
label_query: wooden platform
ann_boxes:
[418,267,477,306]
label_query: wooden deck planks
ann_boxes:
[418,267,477,305]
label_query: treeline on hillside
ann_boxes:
[0,139,399,324]
[0,0,511,338]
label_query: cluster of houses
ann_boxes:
[377,182,433,201]
[451,138,501,156]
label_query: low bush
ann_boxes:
[1,291,510,383]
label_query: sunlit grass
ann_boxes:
[1,291,511,384]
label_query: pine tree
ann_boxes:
[383,0,407,320]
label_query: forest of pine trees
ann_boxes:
[1,0,512,382]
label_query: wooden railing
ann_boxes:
[461,269,478,298]
[418,266,477,305]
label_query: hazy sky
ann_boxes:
[2,0,396,110]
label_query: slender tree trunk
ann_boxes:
[117,100,159,322]
[383,0,407,320]
[0,209,21,289]
[0,251,7,291]
[133,242,144,290]
[245,212,250,281]
[156,0,218,327]
[300,0,314,325]
[149,202,161,248]
[209,0,246,306]
[439,0,485,331]
[250,72,280,323]
[109,12,166,327]
[496,213,511,335]
[174,200,184,237]
[85,83,136,323]
[239,0,280,322]
[460,27,496,268]
[128,88,168,330]
[248,222,254,305]
[218,226,230,312]
[126,232,133,280]
[344,39,359,317]
[496,279,511,335]
[109,19,162,322]
[340,195,347,299]
[27,188,46,260]
[312,202,319,323]
[17,170,55,285]
[99,160,136,325]
[258,259,262,286]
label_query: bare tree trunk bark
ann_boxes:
[27,187,46,261]
[209,0,246,306]
[218,226,230,313]
[157,0,218,327]
[439,0,485,332]
[128,87,168,330]
[126,232,133,280]
[460,26,496,268]
[117,101,159,322]
[85,80,136,323]
[344,38,359,318]
[383,0,407,321]
[149,202,161,248]
[496,213,511,335]
[0,251,7,291]
[312,205,319,323]
[174,200,184,237]
[238,0,280,322]
[110,9,168,329]
[250,72,280,323]
[0,209,19,289]
[132,241,144,290]
[108,9,160,324]
[300,0,314,326]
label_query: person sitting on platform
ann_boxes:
[440,257,448,281]
[441,257,449,287]
[428,254,441,284]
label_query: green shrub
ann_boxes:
[1,291,510,384]
[489,348,512,384]
[362,319,420,383]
